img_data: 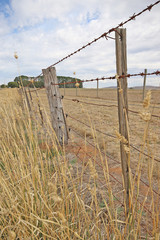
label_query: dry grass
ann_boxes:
[0,88,160,239]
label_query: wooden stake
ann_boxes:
[64,82,66,96]
[28,87,33,103]
[42,67,68,145]
[97,80,99,98]
[115,28,130,217]
[143,69,147,100]
[24,87,31,112]
[76,86,78,96]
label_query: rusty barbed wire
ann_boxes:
[29,87,45,92]
[69,123,160,198]
[64,97,160,118]
[64,97,118,107]
[69,127,154,219]
[67,113,160,163]
[67,113,117,139]
[51,70,160,86]
[130,144,160,163]
[70,130,123,186]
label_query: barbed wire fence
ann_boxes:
[20,1,160,236]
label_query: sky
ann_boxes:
[0,0,160,88]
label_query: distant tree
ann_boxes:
[8,82,19,88]
[1,84,7,88]
[34,81,44,88]
[57,76,83,88]
[14,75,28,82]
[13,75,83,88]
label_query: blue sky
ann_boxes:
[0,0,160,87]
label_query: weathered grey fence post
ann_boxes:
[24,87,31,112]
[42,67,68,145]
[34,88,44,125]
[28,87,33,103]
[97,80,99,98]
[115,28,130,217]
[76,85,78,96]
[143,69,147,100]
[64,82,66,96]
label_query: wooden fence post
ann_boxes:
[143,69,147,100]
[24,87,31,112]
[28,87,33,103]
[64,82,66,96]
[34,88,44,125]
[97,80,99,98]
[115,28,131,217]
[42,67,68,145]
[76,85,78,96]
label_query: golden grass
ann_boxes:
[0,88,160,239]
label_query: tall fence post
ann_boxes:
[115,28,131,217]
[42,67,68,145]
[142,69,147,100]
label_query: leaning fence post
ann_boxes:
[42,67,68,145]
[28,87,33,103]
[115,28,131,217]
[142,69,147,100]
[24,87,31,112]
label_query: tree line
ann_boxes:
[0,75,83,88]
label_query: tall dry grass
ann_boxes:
[0,89,159,239]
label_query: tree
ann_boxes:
[34,81,44,88]
[57,76,83,88]
[8,82,19,88]
[1,84,7,88]
[14,75,28,83]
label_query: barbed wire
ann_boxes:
[51,70,160,86]
[66,113,160,163]
[70,126,120,163]
[70,127,160,220]
[63,94,160,109]
[130,143,160,163]
[28,88,160,110]
[29,87,45,92]
[71,133,123,187]
[64,97,160,119]
[69,124,160,197]
[66,113,117,139]
[69,127,154,219]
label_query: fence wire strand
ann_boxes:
[50,70,160,86]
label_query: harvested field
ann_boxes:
[34,87,160,174]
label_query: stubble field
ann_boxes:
[35,87,160,176]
